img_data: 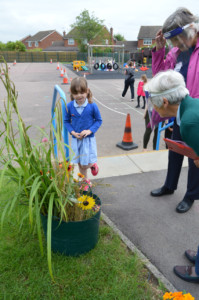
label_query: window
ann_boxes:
[105,39,109,45]
[68,38,74,45]
[143,39,152,45]
[28,41,32,47]
[35,41,38,47]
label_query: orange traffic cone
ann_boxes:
[13,60,16,66]
[116,114,138,150]
[60,68,64,77]
[57,62,60,70]
[62,72,68,84]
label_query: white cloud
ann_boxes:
[0,0,198,42]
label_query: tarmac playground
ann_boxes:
[1,62,199,298]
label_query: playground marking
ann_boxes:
[90,82,144,116]
[93,96,126,116]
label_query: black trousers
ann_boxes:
[122,78,135,99]
[164,120,199,200]
[137,95,146,107]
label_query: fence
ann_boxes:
[0,51,77,63]
[0,51,130,64]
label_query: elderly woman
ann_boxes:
[145,69,199,283]
[150,7,199,214]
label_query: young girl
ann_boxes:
[64,77,102,191]
[136,74,147,109]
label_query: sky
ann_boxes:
[0,0,198,43]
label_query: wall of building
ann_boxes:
[24,32,63,50]
[137,39,156,48]
[63,39,79,48]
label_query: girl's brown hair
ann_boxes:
[70,77,93,103]
[141,74,148,83]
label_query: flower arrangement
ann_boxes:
[163,291,194,300]
[0,60,100,280]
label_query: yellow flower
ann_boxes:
[77,173,84,178]
[77,195,95,210]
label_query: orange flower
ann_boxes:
[68,164,73,172]
[59,163,63,168]
[40,170,43,175]
[163,291,195,300]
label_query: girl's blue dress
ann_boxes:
[71,136,97,165]
[71,99,97,165]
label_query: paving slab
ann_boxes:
[92,168,199,299]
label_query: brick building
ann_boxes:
[22,30,63,50]
[137,26,162,48]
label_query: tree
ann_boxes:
[70,10,105,52]
[114,33,125,41]
[5,41,26,51]
[14,41,26,51]
[0,42,6,50]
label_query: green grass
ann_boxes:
[0,180,166,300]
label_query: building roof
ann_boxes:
[43,40,78,51]
[51,41,65,46]
[63,27,81,39]
[116,41,138,52]
[20,35,32,42]
[137,26,162,39]
[26,30,61,42]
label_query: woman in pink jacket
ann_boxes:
[151,7,199,283]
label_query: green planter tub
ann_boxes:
[41,193,101,256]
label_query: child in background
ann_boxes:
[64,77,102,191]
[136,74,147,109]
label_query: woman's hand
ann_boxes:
[155,29,166,51]
[80,130,92,138]
[194,160,199,168]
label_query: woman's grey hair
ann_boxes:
[145,70,189,108]
[162,7,199,40]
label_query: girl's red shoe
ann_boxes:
[90,163,99,176]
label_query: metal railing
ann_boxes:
[51,85,69,159]
[156,121,174,150]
